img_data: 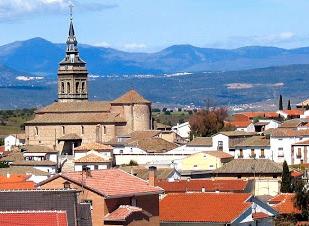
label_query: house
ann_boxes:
[232,112,279,121]
[277,109,304,119]
[291,139,309,165]
[171,122,191,140]
[234,136,271,160]
[107,131,180,165]
[0,189,92,226]
[4,134,25,151]
[160,193,277,225]
[0,211,69,226]
[0,166,50,184]
[0,174,35,189]
[280,119,308,129]
[156,178,251,193]
[254,119,281,132]
[213,159,283,196]
[175,151,234,172]
[212,131,256,153]
[168,137,214,155]
[268,193,301,215]
[120,166,181,182]
[225,120,255,132]
[268,128,309,164]
[74,143,113,160]
[21,145,59,163]
[11,160,58,173]
[74,150,112,171]
[38,169,163,226]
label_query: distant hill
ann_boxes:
[2,64,309,109]
[3,38,309,76]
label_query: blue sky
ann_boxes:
[1,0,309,52]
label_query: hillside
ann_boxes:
[3,38,309,77]
[1,64,309,109]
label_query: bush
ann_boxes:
[128,160,138,166]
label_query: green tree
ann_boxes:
[279,95,283,110]
[294,179,309,220]
[287,100,292,110]
[281,161,292,193]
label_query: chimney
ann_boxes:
[6,173,10,178]
[82,166,92,177]
[148,166,157,186]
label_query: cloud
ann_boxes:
[0,0,117,22]
[93,41,111,48]
[122,43,147,51]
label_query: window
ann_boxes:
[260,149,265,158]
[81,82,85,93]
[131,197,137,206]
[94,165,99,170]
[67,82,71,93]
[217,141,223,151]
[76,82,80,94]
[61,82,65,94]
[193,165,198,168]
[297,148,302,159]
[81,126,84,135]
[35,126,39,136]
[119,150,123,154]
[278,147,284,157]
[62,126,65,135]
[239,149,243,158]
[103,125,106,135]
[63,181,71,189]
[251,149,255,158]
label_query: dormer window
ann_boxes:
[63,181,71,189]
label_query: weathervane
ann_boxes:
[69,3,74,21]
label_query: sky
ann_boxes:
[1,0,309,52]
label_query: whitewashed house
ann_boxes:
[73,143,113,159]
[234,136,271,160]
[277,109,304,119]
[291,140,309,165]
[226,121,255,132]
[269,128,309,164]
[74,150,112,171]
[212,131,256,154]
[167,137,214,155]
[10,160,57,173]
[4,134,25,151]
[254,119,281,132]
[171,122,191,140]
[21,145,58,163]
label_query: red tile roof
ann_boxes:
[291,170,304,178]
[280,109,304,116]
[0,146,4,153]
[156,179,249,193]
[74,143,113,152]
[104,205,151,222]
[252,212,270,220]
[40,169,163,198]
[160,193,251,223]
[269,193,301,214]
[0,210,68,226]
[226,120,252,128]
[0,174,35,190]
[236,112,278,119]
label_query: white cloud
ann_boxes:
[0,0,117,22]
[93,41,111,48]
[122,43,147,51]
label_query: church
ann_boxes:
[24,16,151,155]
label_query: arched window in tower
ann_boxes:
[35,126,39,136]
[61,82,65,94]
[103,125,107,135]
[62,126,65,135]
[81,82,85,93]
[67,82,71,93]
[76,82,80,94]
[81,125,84,135]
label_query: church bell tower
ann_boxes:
[58,6,88,102]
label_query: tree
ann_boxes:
[294,179,309,220]
[281,161,292,193]
[287,100,292,110]
[279,95,283,110]
[189,107,228,137]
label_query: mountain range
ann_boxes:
[3,37,309,77]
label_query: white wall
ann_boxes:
[270,136,309,164]
[4,135,24,151]
[259,120,280,130]
[234,147,271,160]
[74,151,112,159]
[236,123,255,133]
[74,163,108,171]
[33,166,56,174]
[172,122,191,139]
[114,153,187,165]
[212,134,229,152]
[113,146,147,155]
[166,145,214,155]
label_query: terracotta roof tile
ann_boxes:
[11,160,57,166]
[252,212,270,219]
[156,179,248,193]
[40,169,163,198]
[160,193,251,223]
[21,145,57,153]
[112,90,150,104]
[0,210,68,226]
[0,167,49,176]
[235,136,270,147]
[226,120,252,128]
[204,151,234,159]
[236,112,278,119]
[74,153,111,163]
[129,137,178,153]
[293,139,309,146]
[74,143,113,152]
[187,137,212,147]
[269,193,301,214]
[279,109,304,116]
[0,174,35,190]
[104,205,151,221]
